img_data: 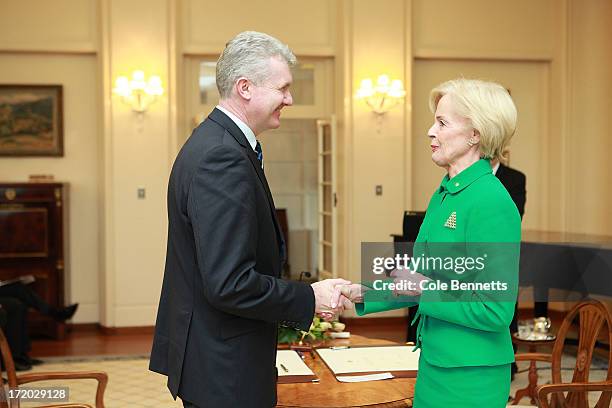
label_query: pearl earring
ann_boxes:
[467,137,477,147]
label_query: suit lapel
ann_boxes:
[495,163,508,184]
[496,164,505,177]
[208,109,287,263]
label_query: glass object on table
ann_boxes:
[533,316,551,334]
[516,318,555,341]
[517,319,533,339]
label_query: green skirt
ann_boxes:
[413,357,510,408]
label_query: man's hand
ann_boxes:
[334,283,367,304]
[311,278,352,319]
[390,268,429,297]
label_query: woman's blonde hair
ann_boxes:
[429,78,517,161]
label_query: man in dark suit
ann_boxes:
[492,158,527,380]
[0,298,34,371]
[149,31,350,408]
[492,159,526,218]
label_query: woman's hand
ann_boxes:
[335,283,367,304]
[390,268,430,297]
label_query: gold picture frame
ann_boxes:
[0,84,64,156]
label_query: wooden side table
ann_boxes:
[510,333,556,405]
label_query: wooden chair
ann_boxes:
[512,299,612,408]
[0,328,107,408]
[275,208,291,279]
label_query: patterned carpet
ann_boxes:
[20,355,182,408]
[14,352,608,407]
[508,352,608,407]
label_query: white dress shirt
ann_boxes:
[216,105,257,152]
[491,161,500,175]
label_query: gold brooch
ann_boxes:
[444,211,457,229]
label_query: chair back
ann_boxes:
[0,327,19,407]
[0,327,106,408]
[275,208,291,278]
[547,299,612,408]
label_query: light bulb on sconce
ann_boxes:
[356,74,406,115]
[113,70,164,113]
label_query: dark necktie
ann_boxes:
[255,141,264,169]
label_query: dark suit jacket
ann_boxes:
[149,108,315,408]
[495,163,526,219]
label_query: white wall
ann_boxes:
[410,0,562,232]
[98,0,172,326]
[340,0,409,317]
[180,0,336,56]
[566,0,612,235]
[0,54,100,323]
[0,0,98,52]
[1,0,610,325]
[0,0,100,323]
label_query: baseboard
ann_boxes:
[67,323,155,335]
[67,323,99,333]
[98,325,155,335]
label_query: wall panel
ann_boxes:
[412,0,555,60]
[0,0,97,52]
[182,0,336,55]
[566,0,612,235]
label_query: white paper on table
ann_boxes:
[336,372,394,383]
[276,350,315,377]
[316,346,419,374]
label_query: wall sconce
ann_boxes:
[113,70,163,113]
[356,74,406,115]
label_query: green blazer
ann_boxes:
[356,159,521,368]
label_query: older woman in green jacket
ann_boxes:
[345,78,521,407]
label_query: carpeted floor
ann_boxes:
[20,356,182,408]
[14,352,609,407]
[507,352,608,406]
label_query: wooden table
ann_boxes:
[522,230,612,245]
[510,333,556,406]
[277,335,415,408]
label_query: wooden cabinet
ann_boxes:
[0,182,68,339]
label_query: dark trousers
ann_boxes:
[0,297,31,358]
[182,400,199,408]
[510,303,518,375]
[534,301,548,318]
[0,282,53,315]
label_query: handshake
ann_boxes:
[309,270,430,319]
[310,279,365,320]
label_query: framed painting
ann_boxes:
[0,84,64,156]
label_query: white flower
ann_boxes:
[319,322,332,331]
[332,322,346,332]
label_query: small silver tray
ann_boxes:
[513,332,556,342]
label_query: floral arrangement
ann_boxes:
[277,316,346,345]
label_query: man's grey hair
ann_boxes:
[216,31,297,99]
